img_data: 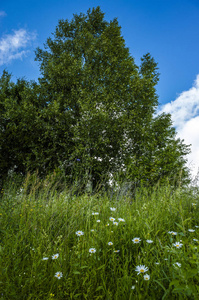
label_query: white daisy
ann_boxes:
[92,212,99,215]
[144,274,150,280]
[131,285,135,289]
[188,229,195,232]
[193,238,198,242]
[113,222,118,226]
[155,262,160,265]
[91,229,94,232]
[110,207,116,211]
[118,218,125,222]
[195,225,199,228]
[42,257,48,260]
[108,242,113,246]
[168,231,177,236]
[54,271,63,279]
[132,237,141,244]
[109,217,115,222]
[114,250,120,253]
[173,262,181,267]
[96,220,100,223]
[89,248,96,253]
[173,242,183,249]
[146,239,153,243]
[135,265,148,275]
[76,230,84,236]
[52,253,59,259]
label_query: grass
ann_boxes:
[1,174,199,299]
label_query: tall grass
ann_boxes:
[1,173,199,299]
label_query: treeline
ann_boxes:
[0,7,191,192]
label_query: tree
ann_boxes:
[33,6,190,191]
[0,7,191,191]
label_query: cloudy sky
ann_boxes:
[1,0,199,178]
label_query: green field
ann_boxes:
[1,174,199,299]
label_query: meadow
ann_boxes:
[1,173,199,299]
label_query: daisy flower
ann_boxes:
[173,262,181,267]
[173,242,183,249]
[168,231,177,236]
[108,242,113,246]
[144,274,150,280]
[193,238,198,242]
[114,250,120,253]
[113,222,118,226]
[109,217,115,222]
[89,248,96,254]
[96,220,100,223]
[76,230,84,236]
[91,229,94,232]
[54,271,63,279]
[52,253,59,259]
[131,285,135,290]
[155,262,160,265]
[42,257,48,260]
[110,207,116,211]
[118,218,125,222]
[188,229,195,232]
[92,212,99,215]
[132,237,141,244]
[195,225,199,228]
[135,265,148,275]
[146,239,153,243]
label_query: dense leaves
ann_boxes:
[0,7,191,191]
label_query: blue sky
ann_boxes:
[1,0,199,178]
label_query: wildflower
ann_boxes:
[146,239,153,243]
[97,220,100,223]
[144,274,150,280]
[188,229,195,232]
[42,257,49,260]
[92,212,99,215]
[193,238,198,242]
[52,253,59,259]
[155,262,160,265]
[106,223,110,226]
[89,248,96,253]
[168,231,177,236]
[173,242,183,249]
[192,203,196,206]
[113,222,118,226]
[54,271,63,279]
[118,218,125,222]
[108,242,113,246]
[132,237,141,244]
[110,207,116,211]
[76,231,84,236]
[114,250,120,253]
[131,285,135,289]
[173,262,181,267]
[91,229,94,232]
[195,225,199,228]
[135,265,148,275]
[109,217,115,222]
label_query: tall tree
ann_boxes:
[0,7,191,191]
[34,6,190,190]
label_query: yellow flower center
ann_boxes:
[140,269,144,273]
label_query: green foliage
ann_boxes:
[0,6,191,191]
[1,175,199,299]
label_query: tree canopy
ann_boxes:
[0,7,191,192]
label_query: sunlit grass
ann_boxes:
[1,174,199,299]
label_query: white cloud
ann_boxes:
[0,11,6,17]
[0,29,36,66]
[158,75,199,179]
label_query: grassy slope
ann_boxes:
[1,176,199,299]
